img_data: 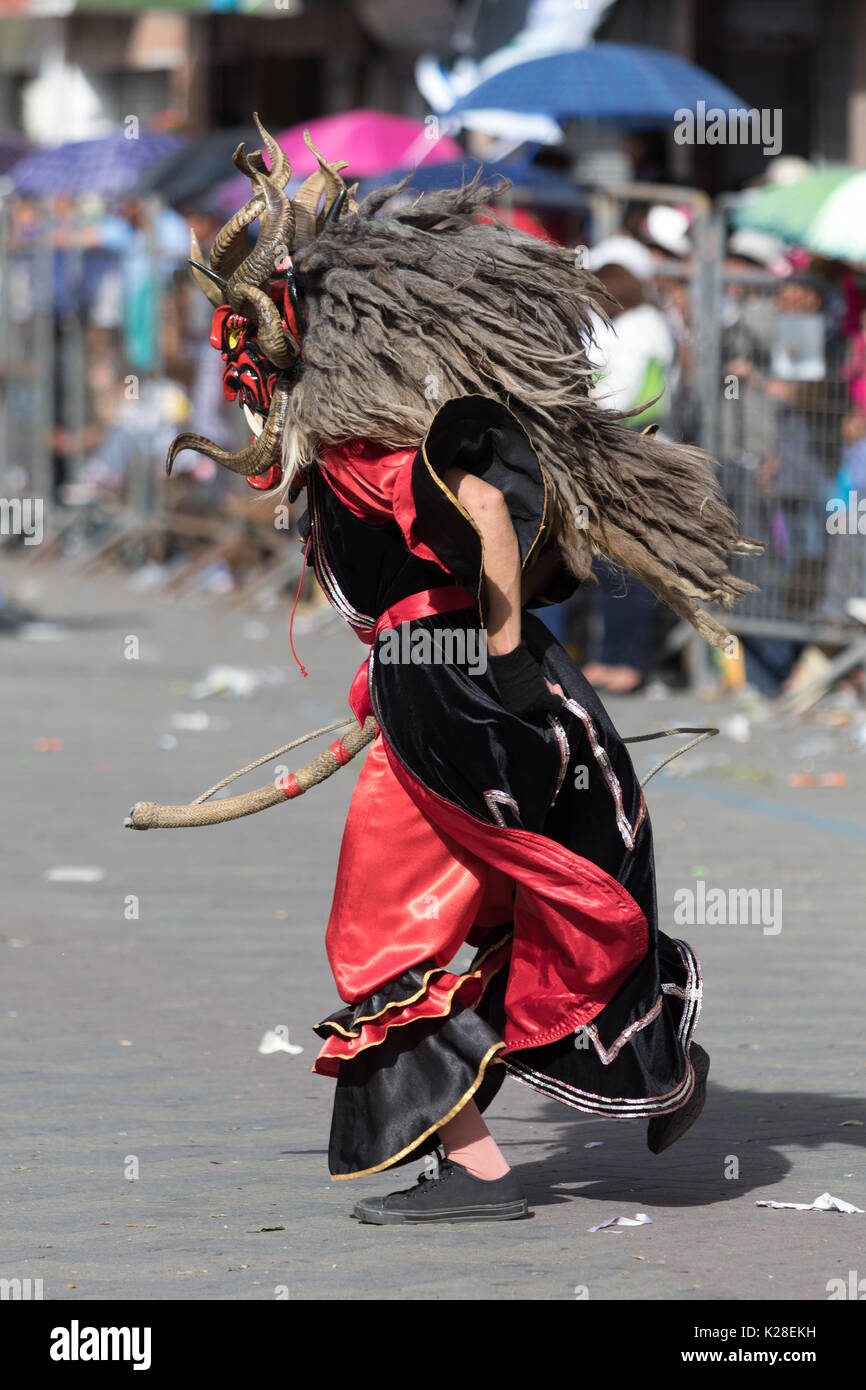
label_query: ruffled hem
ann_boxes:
[330,1040,507,1179]
[312,932,511,1078]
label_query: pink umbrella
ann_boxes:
[215,108,463,213]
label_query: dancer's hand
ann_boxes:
[490,644,564,719]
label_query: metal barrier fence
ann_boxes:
[0,196,175,527]
[713,267,865,648]
[587,185,866,690]
[2,184,865,678]
[0,196,55,509]
[0,196,305,600]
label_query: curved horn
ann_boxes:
[229,283,296,368]
[165,381,291,477]
[252,112,291,190]
[291,169,325,248]
[210,197,263,276]
[302,130,350,220]
[189,229,224,307]
[226,171,295,309]
[232,141,267,181]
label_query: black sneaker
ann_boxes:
[353,1156,529,1225]
[647,1043,710,1154]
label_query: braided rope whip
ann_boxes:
[125,715,377,830]
[124,715,716,831]
[625,726,719,786]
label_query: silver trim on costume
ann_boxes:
[502,938,703,1117]
[308,469,376,631]
[483,789,521,827]
[547,715,570,808]
[561,698,646,851]
[584,994,663,1065]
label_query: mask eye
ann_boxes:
[227,327,242,350]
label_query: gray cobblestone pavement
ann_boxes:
[2,564,864,1301]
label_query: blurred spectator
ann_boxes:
[645,204,697,441]
[581,238,675,693]
[719,231,783,472]
[96,197,189,372]
[822,407,866,622]
[725,275,838,691]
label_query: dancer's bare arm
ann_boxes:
[443,468,564,696]
[443,468,521,655]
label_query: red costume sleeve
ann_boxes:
[318,440,444,569]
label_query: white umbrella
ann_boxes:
[806,171,866,262]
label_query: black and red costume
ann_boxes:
[303,395,702,1180]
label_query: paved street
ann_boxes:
[2,562,864,1302]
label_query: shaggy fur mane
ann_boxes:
[283,177,757,647]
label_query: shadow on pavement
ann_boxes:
[512,1083,865,1209]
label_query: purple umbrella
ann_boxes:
[9,129,185,198]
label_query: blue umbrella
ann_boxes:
[449,43,745,128]
[9,129,185,198]
[358,158,588,212]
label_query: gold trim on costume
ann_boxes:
[313,937,511,1066]
[420,436,486,616]
[316,929,513,1038]
[419,394,551,593]
[494,396,549,570]
[329,1042,507,1180]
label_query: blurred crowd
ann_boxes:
[4,191,238,494]
[2,163,866,694]
[547,199,866,696]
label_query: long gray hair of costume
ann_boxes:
[282,177,758,648]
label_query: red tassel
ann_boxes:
[289,535,311,678]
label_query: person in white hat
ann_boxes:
[582,241,677,692]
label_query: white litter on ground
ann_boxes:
[168,711,227,732]
[755,1192,863,1213]
[189,665,288,700]
[45,866,105,883]
[258,1030,304,1056]
[588,1213,652,1232]
[18,623,69,642]
[720,714,751,743]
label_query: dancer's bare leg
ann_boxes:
[438,1099,510,1180]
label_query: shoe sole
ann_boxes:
[647,1044,710,1154]
[353,1199,529,1225]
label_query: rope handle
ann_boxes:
[125,715,376,830]
[624,726,719,787]
[125,717,718,830]
[191,716,353,804]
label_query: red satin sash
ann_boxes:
[349,585,475,724]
